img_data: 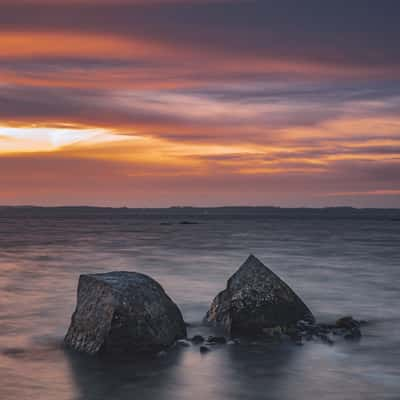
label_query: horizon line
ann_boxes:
[1,205,399,211]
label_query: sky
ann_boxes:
[1,0,400,207]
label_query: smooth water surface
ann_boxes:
[0,207,399,400]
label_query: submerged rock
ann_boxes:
[344,327,362,340]
[190,335,205,344]
[207,336,227,345]
[336,316,361,330]
[177,339,192,347]
[262,326,283,340]
[316,333,334,345]
[204,255,314,336]
[199,345,211,354]
[64,271,186,355]
[286,317,365,345]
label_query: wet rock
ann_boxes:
[336,316,360,330]
[286,316,365,345]
[190,335,205,344]
[64,271,186,355]
[305,333,313,341]
[177,339,191,347]
[263,326,283,335]
[287,328,303,344]
[296,320,313,330]
[200,345,211,354]
[205,255,315,336]
[207,336,227,345]
[344,327,362,340]
[316,333,334,345]
[317,323,336,332]
[284,325,299,337]
[262,326,283,340]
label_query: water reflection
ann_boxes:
[66,341,297,400]
[66,347,185,400]
[0,210,400,399]
[0,342,74,400]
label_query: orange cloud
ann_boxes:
[0,31,167,60]
[0,1,399,207]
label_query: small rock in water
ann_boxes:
[177,339,191,347]
[296,320,312,330]
[262,326,283,339]
[285,325,299,339]
[207,336,227,345]
[200,345,210,354]
[190,335,205,344]
[317,323,335,333]
[278,316,365,346]
[305,333,313,341]
[317,333,334,345]
[336,316,360,330]
[344,327,362,340]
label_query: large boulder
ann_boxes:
[204,255,314,336]
[64,271,186,355]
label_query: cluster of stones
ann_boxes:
[267,316,365,346]
[180,316,364,354]
[175,335,230,354]
[285,316,365,346]
[64,255,365,356]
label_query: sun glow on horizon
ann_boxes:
[0,1,399,207]
[0,125,129,154]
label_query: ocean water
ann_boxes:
[0,207,399,400]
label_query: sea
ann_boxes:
[0,207,399,400]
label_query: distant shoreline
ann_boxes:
[0,205,399,211]
[1,206,399,221]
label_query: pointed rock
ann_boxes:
[204,255,314,336]
[64,271,186,355]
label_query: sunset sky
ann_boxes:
[1,0,399,207]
